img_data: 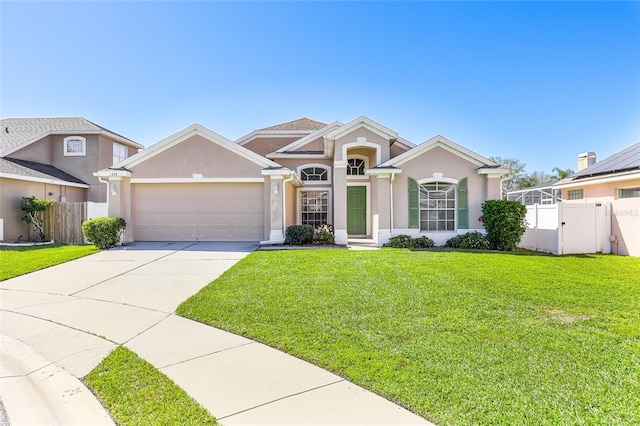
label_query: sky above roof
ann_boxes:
[2,1,639,175]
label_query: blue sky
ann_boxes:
[2,1,639,174]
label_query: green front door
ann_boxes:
[347,186,367,235]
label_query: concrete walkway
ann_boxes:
[1,241,431,425]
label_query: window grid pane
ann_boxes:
[619,187,640,199]
[419,182,455,231]
[301,191,329,227]
[301,167,328,181]
[347,159,366,176]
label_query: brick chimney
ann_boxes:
[577,152,596,171]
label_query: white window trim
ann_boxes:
[297,187,332,226]
[113,142,127,165]
[346,155,369,180]
[418,180,458,232]
[346,182,371,236]
[63,136,86,157]
[617,186,640,199]
[297,163,332,185]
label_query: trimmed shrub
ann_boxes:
[383,234,435,249]
[445,232,490,250]
[481,200,527,251]
[413,235,435,248]
[314,224,335,245]
[82,217,126,249]
[285,225,314,245]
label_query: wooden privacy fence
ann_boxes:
[43,202,109,244]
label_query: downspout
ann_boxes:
[98,176,110,216]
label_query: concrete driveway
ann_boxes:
[1,241,430,425]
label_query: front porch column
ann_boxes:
[267,175,284,242]
[333,162,348,245]
[375,175,391,246]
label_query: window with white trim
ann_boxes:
[113,142,128,165]
[63,136,86,156]
[568,189,583,200]
[419,182,455,231]
[347,158,366,176]
[300,190,329,227]
[619,187,640,198]
[300,167,328,182]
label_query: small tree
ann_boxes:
[20,196,55,241]
[481,200,527,251]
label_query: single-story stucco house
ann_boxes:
[96,116,508,246]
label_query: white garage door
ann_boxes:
[132,183,264,241]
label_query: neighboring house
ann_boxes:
[0,117,143,241]
[97,116,508,246]
[554,142,640,256]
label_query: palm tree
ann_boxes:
[551,167,574,181]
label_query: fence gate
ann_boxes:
[43,202,86,244]
[520,203,610,255]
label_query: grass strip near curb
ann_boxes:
[178,250,640,425]
[0,244,99,281]
[85,347,218,426]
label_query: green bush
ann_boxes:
[82,217,126,249]
[314,224,335,245]
[285,225,314,245]
[445,232,490,250]
[481,200,527,251]
[21,196,55,241]
[383,234,435,249]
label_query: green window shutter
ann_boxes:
[457,178,468,229]
[408,177,419,229]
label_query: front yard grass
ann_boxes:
[0,244,99,281]
[85,347,218,425]
[177,250,640,425]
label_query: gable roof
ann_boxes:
[259,117,328,131]
[324,116,398,141]
[380,134,507,171]
[571,141,640,180]
[113,123,282,170]
[0,157,89,187]
[0,117,143,157]
[268,121,343,158]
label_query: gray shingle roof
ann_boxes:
[259,118,327,131]
[0,157,87,185]
[0,117,141,154]
[572,141,640,179]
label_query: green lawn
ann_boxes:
[0,244,99,281]
[177,250,640,425]
[85,347,218,425]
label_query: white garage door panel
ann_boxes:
[133,183,264,241]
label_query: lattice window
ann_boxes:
[419,182,455,231]
[347,158,366,176]
[300,167,328,181]
[300,191,329,227]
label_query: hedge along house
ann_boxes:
[96,116,508,246]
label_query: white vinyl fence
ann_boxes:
[520,203,611,255]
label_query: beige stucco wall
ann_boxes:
[392,146,494,231]
[334,128,391,164]
[0,178,85,241]
[243,137,301,157]
[390,142,410,159]
[7,134,138,203]
[285,180,296,229]
[292,136,324,152]
[562,179,640,203]
[132,135,264,179]
[611,198,640,256]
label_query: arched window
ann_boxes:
[63,136,86,156]
[347,158,366,176]
[300,167,328,181]
[419,182,456,231]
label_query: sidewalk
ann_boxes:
[1,241,431,425]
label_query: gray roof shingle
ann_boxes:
[1,157,87,185]
[572,141,640,179]
[0,117,141,154]
[259,118,327,131]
